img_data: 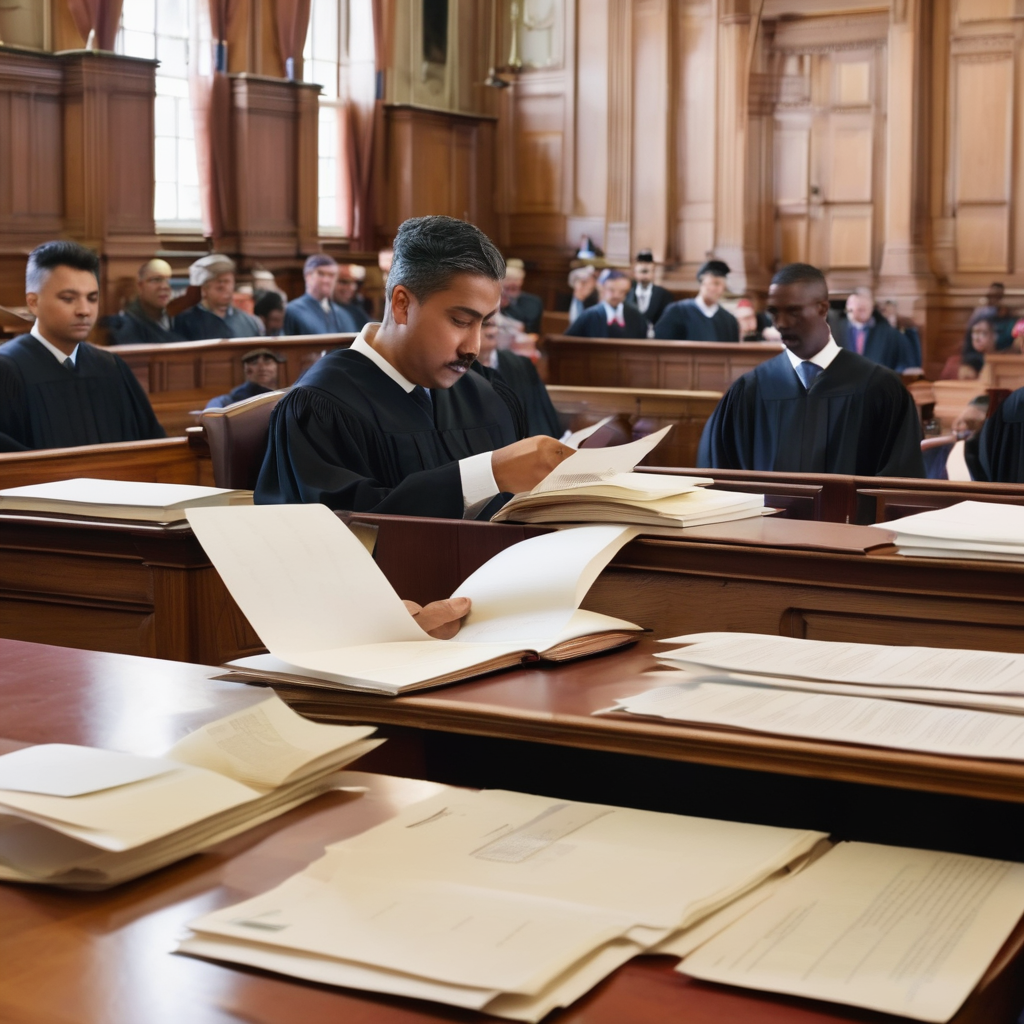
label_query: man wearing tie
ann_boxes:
[698,262,923,477]
[283,254,360,336]
[565,269,648,338]
[830,287,912,372]
[627,249,672,332]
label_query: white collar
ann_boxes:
[603,301,624,322]
[634,281,652,293]
[784,333,841,374]
[31,322,78,365]
[694,294,719,317]
[485,348,499,369]
[318,295,332,313]
[350,323,416,393]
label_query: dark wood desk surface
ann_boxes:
[2,638,1022,1024]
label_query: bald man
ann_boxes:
[106,259,186,345]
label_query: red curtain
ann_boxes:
[66,0,124,51]
[273,0,312,80]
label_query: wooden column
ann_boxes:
[604,0,634,263]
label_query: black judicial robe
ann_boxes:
[697,349,925,477]
[255,347,523,518]
[566,303,648,339]
[105,301,186,345]
[627,283,673,327]
[501,292,544,333]
[0,334,165,452]
[655,300,740,342]
[968,387,1024,483]
[472,350,561,438]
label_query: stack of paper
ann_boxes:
[0,694,381,888]
[179,787,825,1021]
[605,632,1024,757]
[188,504,645,695]
[0,478,253,523]
[878,500,1024,562]
[491,427,767,527]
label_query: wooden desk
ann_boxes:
[543,335,783,390]
[2,637,1023,1024]
[932,379,987,431]
[115,333,355,435]
[986,353,1024,392]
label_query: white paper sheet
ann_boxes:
[878,500,1024,547]
[681,841,1024,1023]
[657,632,1024,696]
[0,477,238,509]
[0,745,177,797]
[563,415,616,449]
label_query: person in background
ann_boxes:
[655,260,740,342]
[735,298,776,342]
[473,316,561,438]
[566,269,648,338]
[175,255,264,341]
[830,287,913,372]
[967,387,1024,483]
[106,258,185,345]
[627,249,672,330]
[959,283,1019,378]
[880,299,922,367]
[566,266,599,324]
[500,258,544,333]
[283,255,359,336]
[251,268,288,301]
[254,292,285,336]
[333,264,371,329]
[0,241,164,450]
[205,348,286,409]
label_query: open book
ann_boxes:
[0,477,253,523]
[491,426,767,526]
[187,504,643,695]
[0,694,381,888]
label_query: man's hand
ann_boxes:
[403,597,471,639]
[491,436,575,495]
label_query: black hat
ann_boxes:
[241,347,286,364]
[635,249,654,263]
[697,259,731,280]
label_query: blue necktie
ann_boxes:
[797,361,822,389]
[410,386,433,419]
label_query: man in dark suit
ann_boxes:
[500,258,544,332]
[106,259,186,345]
[830,287,913,372]
[655,259,740,341]
[566,269,648,338]
[565,266,599,323]
[283,254,360,336]
[627,249,672,332]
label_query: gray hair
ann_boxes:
[26,240,100,294]
[568,266,596,286]
[386,216,505,304]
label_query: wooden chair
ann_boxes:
[200,389,286,489]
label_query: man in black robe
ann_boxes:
[499,258,544,333]
[967,388,1024,483]
[627,249,672,330]
[106,259,185,345]
[256,215,573,518]
[0,241,164,451]
[655,259,740,342]
[698,262,924,477]
[566,270,648,338]
[830,288,913,372]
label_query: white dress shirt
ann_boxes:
[633,283,652,314]
[31,322,78,366]
[350,325,499,514]
[603,302,626,325]
[783,333,841,375]
[694,295,719,318]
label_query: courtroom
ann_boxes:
[3,2,1024,1023]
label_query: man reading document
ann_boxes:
[256,216,574,519]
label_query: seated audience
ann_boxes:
[256,215,573,518]
[697,262,924,477]
[830,287,913,372]
[254,292,285,336]
[735,298,776,341]
[0,241,164,451]
[205,348,285,409]
[175,255,265,340]
[968,387,1024,483]
[251,268,287,301]
[566,269,648,338]
[880,299,922,367]
[566,266,599,323]
[474,316,561,438]
[106,259,185,345]
[960,282,1018,377]
[500,258,544,333]
[959,315,1023,381]
[333,264,371,329]
[655,260,740,342]
[627,249,672,330]
[283,255,360,335]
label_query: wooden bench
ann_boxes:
[984,352,1024,392]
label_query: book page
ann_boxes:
[614,680,1024,760]
[531,426,672,494]
[563,415,616,449]
[452,526,636,644]
[167,693,376,789]
[0,477,238,509]
[658,632,1024,696]
[681,842,1024,1023]
[187,504,425,655]
[0,744,177,797]
[880,500,1024,546]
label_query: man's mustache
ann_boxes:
[447,354,478,371]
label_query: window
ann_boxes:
[117,0,210,228]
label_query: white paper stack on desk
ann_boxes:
[606,633,1024,757]
[188,504,644,696]
[0,694,381,888]
[492,426,767,527]
[876,500,1024,562]
[0,477,253,523]
[179,786,827,1021]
